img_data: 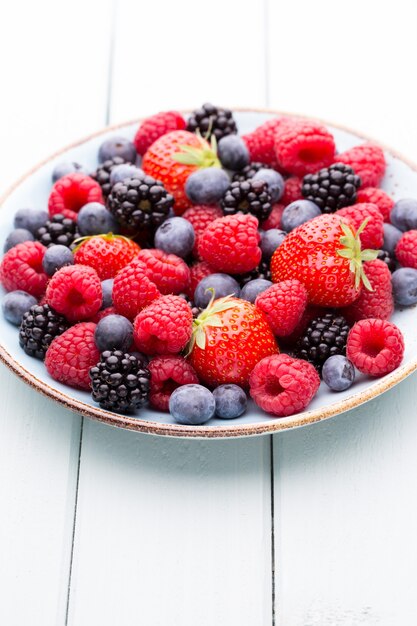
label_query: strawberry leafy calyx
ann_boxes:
[336,218,379,291]
[172,132,220,169]
[186,291,237,354]
[72,233,132,253]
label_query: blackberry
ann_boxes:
[92,156,126,198]
[178,293,201,318]
[19,304,69,359]
[186,103,237,142]
[377,249,396,273]
[302,163,361,213]
[238,259,271,287]
[107,176,173,231]
[296,312,350,374]
[220,179,272,222]
[90,350,150,413]
[232,162,268,182]
[35,214,79,248]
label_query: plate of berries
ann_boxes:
[1,106,417,438]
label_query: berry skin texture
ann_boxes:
[98,137,136,164]
[194,273,240,308]
[296,312,350,373]
[187,261,214,299]
[322,355,355,391]
[220,179,272,222]
[42,245,74,276]
[154,217,195,258]
[113,259,161,320]
[252,168,285,203]
[249,354,320,417]
[182,204,223,258]
[274,119,336,176]
[356,187,394,223]
[45,322,100,390]
[346,318,404,377]
[255,280,308,337]
[4,228,34,252]
[302,163,361,214]
[14,208,48,234]
[392,268,417,306]
[342,260,394,324]
[48,173,104,222]
[134,111,186,156]
[390,198,417,231]
[198,214,262,274]
[217,135,250,171]
[336,143,386,188]
[383,223,403,255]
[148,355,199,411]
[52,161,88,182]
[281,200,321,233]
[241,117,285,169]
[74,235,141,280]
[19,304,69,359]
[185,168,230,205]
[133,295,193,355]
[213,384,247,419]
[395,230,417,269]
[45,265,102,322]
[136,248,190,295]
[1,241,48,297]
[186,103,237,142]
[169,384,216,425]
[240,278,272,303]
[94,314,133,352]
[2,290,37,326]
[77,202,119,236]
[337,203,383,249]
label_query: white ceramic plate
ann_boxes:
[1,109,416,438]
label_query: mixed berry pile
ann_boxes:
[2,105,417,426]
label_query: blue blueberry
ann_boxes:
[14,208,48,234]
[77,202,119,236]
[253,168,285,203]
[194,273,240,308]
[213,384,247,418]
[260,229,286,259]
[217,135,250,171]
[2,290,37,326]
[390,198,417,231]
[383,223,403,255]
[154,217,195,258]
[4,228,34,252]
[392,267,417,306]
[110,163,144,186]
[169,384,215,425]
[42,245,74,276]
[185,168,230,205]
[322,355,355,392]
[281,200,321,232]
[240,278,272,303]
[101,279,114,309]
[98,136,137,163]
[94,314,133,352]
[52,161,88,182]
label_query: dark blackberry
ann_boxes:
[35,214,79,248]
[107,175,173,231]
[377,249,396,273]
[19,304,69,359]
[302,163,361,213]
[220,179,272,222]
[178,293,201,318]
[296,312,350,374]
[186,103,237,142]
[92,156,126,198]
[232,162,268,182]
[90,350,150,413]
[238,259,271,287]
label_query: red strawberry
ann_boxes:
[73,235,141,280]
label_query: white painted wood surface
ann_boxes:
[1,1,417,625]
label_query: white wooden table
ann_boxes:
[2,2,417,624]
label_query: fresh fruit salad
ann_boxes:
[1,105,416,426]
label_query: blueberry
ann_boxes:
[98,136,137,163]
[217,135,250,171]
[169,384,215,425]
[52,161,88,182]
[94,314,133,352]
[382,223,403,255]
[253,168,285,203]
[390,198,417,231]
[14,208,48,234]
[213,384,247,418]
[110,164,144,186]
[77,202,119,236]
[4,228,34,252]
[2,290,37,325]
[392,267,417,306]
[101,279,114,309]
[240,278,272,303]
[194,273,240,308]
[42,245,74,276]
[260,229,286,260]
[154,217,195,258]
[281,200,321,232]
[322,355,355,391]
[185,168,230,205]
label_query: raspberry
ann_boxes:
[336,143,386,188]
[148,355,199,411]
[395,230,417,269]
[48,173,103,221]
[356,187,393,222]
[241,117,285,169]
[136,248,190,295]
[280,176,303,206]
[134,111,186,156]
[45,322,100,389]
[183,205,223,257]
[342,260,394,324]
[45,265,102,322]
[280,305,327,347]
[187,261,214,299]
[346,318,404,377]
[133,295,193,355]
[89,306,118,324]
[261,203,285,230]
[113,259,161,320]
[249,354,320,417]
[1,241,48,297]
[255,280,307,337]
[73,235,141,280]
[338,203,384,249]
[274,119,336,176]
[198,214,261,274]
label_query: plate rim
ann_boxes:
[1,106,416,439]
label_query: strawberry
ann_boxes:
[73,234,141,280]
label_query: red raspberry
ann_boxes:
[249,354,320,417]
[137,248,190,295]
[241,117,287,169]
[134,111,186,156]
[346,318,404,377]
[281,176,303,206]
[48,173,104,221]
[148,355,199,411]
[113,259,160,320]
[45,265,102,322]
[342,260,394,324]
[280,305,327,347]
[187,261,214,299]
[133,295,193,355]
[336,143,386,188]
[73,235,141,280]
[0,241,48,297]
[338,203,383,249]
[198,214,261,274]
[356,187,393,223]
[182,204,223,258]
[45,322,99,390]
[255,280,308,337]
[89,306,117,324]
[395,230,417,269]
[261,203,285,230]
[274,119,336,176]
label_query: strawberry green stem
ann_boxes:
[336,218,379,290]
